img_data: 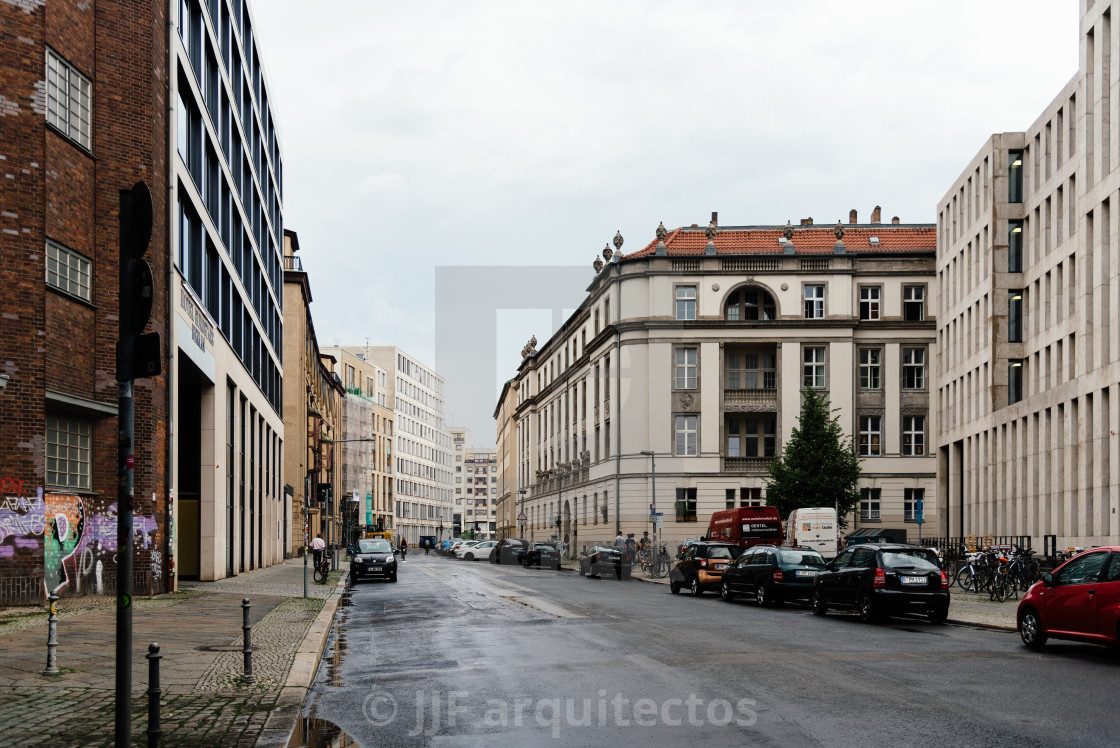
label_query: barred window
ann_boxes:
[45,240,91,302]
[46,49,92,150]
[47,415,92,491]
[904,488,924,521]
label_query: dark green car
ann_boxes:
[720,545,826,606]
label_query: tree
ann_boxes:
[765,388,862,528]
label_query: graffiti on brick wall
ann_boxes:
[0,482,159,597]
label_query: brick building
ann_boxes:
[0,0,287,602]
[0,0,171,603]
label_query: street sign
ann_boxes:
[915,498,924,525]
[517,511,527,522]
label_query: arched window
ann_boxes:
[725,287,776,320]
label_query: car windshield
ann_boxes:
[358,540,391,554]
[707,545,740,560]
[534,544,554,551]
[881,549,941,571]
[779,550,825,567]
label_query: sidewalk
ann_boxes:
[0,557,343,747]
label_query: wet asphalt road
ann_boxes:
[302,553,1119,747]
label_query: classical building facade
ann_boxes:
[322,346,395,544]
[507,214,939,552]
[936,0,1120,549]
[367,347,453,545]
[494,379,520,539]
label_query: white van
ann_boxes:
[784,507,838,559]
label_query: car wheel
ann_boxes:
[389,572,398,583]
[810,589,827,617]
[857,593,878,623]
[721,581,734,602]
[465,553,474,561]
[690,577,702,596]
[755,584,769,608]
[928,607,948,625]
[670,581,681,594]
[1019,608,1047,650]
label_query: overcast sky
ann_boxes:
[253,0,1078,439]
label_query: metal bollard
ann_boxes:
[241,598,255,684]
[146,643,162,747]
[42,593,59,676]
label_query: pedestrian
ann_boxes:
[614,531,624,547]
[400,537,408,561]
[640,531,649,552]
[310,533,325,569]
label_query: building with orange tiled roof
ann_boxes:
[936,0,1119,552]
[503,209,940,554]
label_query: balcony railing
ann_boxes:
[722,456,775,473]
[723,388,778,408]
[722,258,779,272]
[283,255,304,271]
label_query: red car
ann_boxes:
[1017,546,1120,651]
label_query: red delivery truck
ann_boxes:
[707,506,784,550]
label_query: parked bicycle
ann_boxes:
[640,543,672,579]
[313,555,331,584]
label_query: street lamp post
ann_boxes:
[517,488,527,540]
[640,450,657,561]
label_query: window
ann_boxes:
[727,353,775,390]
[902,415,925,456]
[1008,150,1024,203]
[45,49,92,150]
[675,286,697,320]
[803,347,826,388]
[859,415,881,456]
[725,489,737,510]
[1008,290,1023,342]
[859,348,881,390]
[859,287,880,320]
[45,240,91,302]
[740,487,762,507]
[675,347,697,389]
[727,417,776,458]
[725,287,776,320]
[674,415,697,456]
[1009,359,1024,404]
[1055,551,1108,585]
[904,488,924,521]
[902,348,926,389]
[804,285,824,319]
[1008,220,1024,273]
[46,415,92,490]
[903,286,925,321]
[860,488,881,520]
[675,487,697,522]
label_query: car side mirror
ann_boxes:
[1042,572,1054,587]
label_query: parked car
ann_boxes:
[721,545,826,606]
[1017,546,1120,651]
[810,543,949,624]
[524,542,561,570]
[669,541,741,595]
[349,538,397,583]
[490,538,527,565]
[461,540,497,561]
[579,546,631,579]
[454,541,482,559]
[676,538,703,559]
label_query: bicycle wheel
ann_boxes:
[955,567,975,592]
[314,566,328,584]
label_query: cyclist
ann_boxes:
[310,533,325,569]
[400,537,408,562]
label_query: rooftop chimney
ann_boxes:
[800,217,814,226]
[871,206,881,224]
[711,211,718,226]
[849,209,858,225]
[891,216,900,225]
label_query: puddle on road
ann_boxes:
[286,716,358,747]
[324,610,348,688]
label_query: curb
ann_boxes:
[255,574,348,747]
[946,618,1017,633]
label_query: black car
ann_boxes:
[524,542,561,570]
[810,543,949,623]
[721,545,826,606]
[350,538,397,583]
[490,538,527,565]
[669,541,741,595]
[579,546,632,579]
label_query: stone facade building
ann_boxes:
[494,379,520,539]
[507,214,938,552]
[936,0,1120,549]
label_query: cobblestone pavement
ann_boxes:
[0,559,333,746]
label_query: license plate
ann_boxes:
[795,570,818,577]
[901,576,927,585]
[713,563,726,571]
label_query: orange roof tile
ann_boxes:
[624,224,936,258]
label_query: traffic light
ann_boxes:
[117,181,161,380]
